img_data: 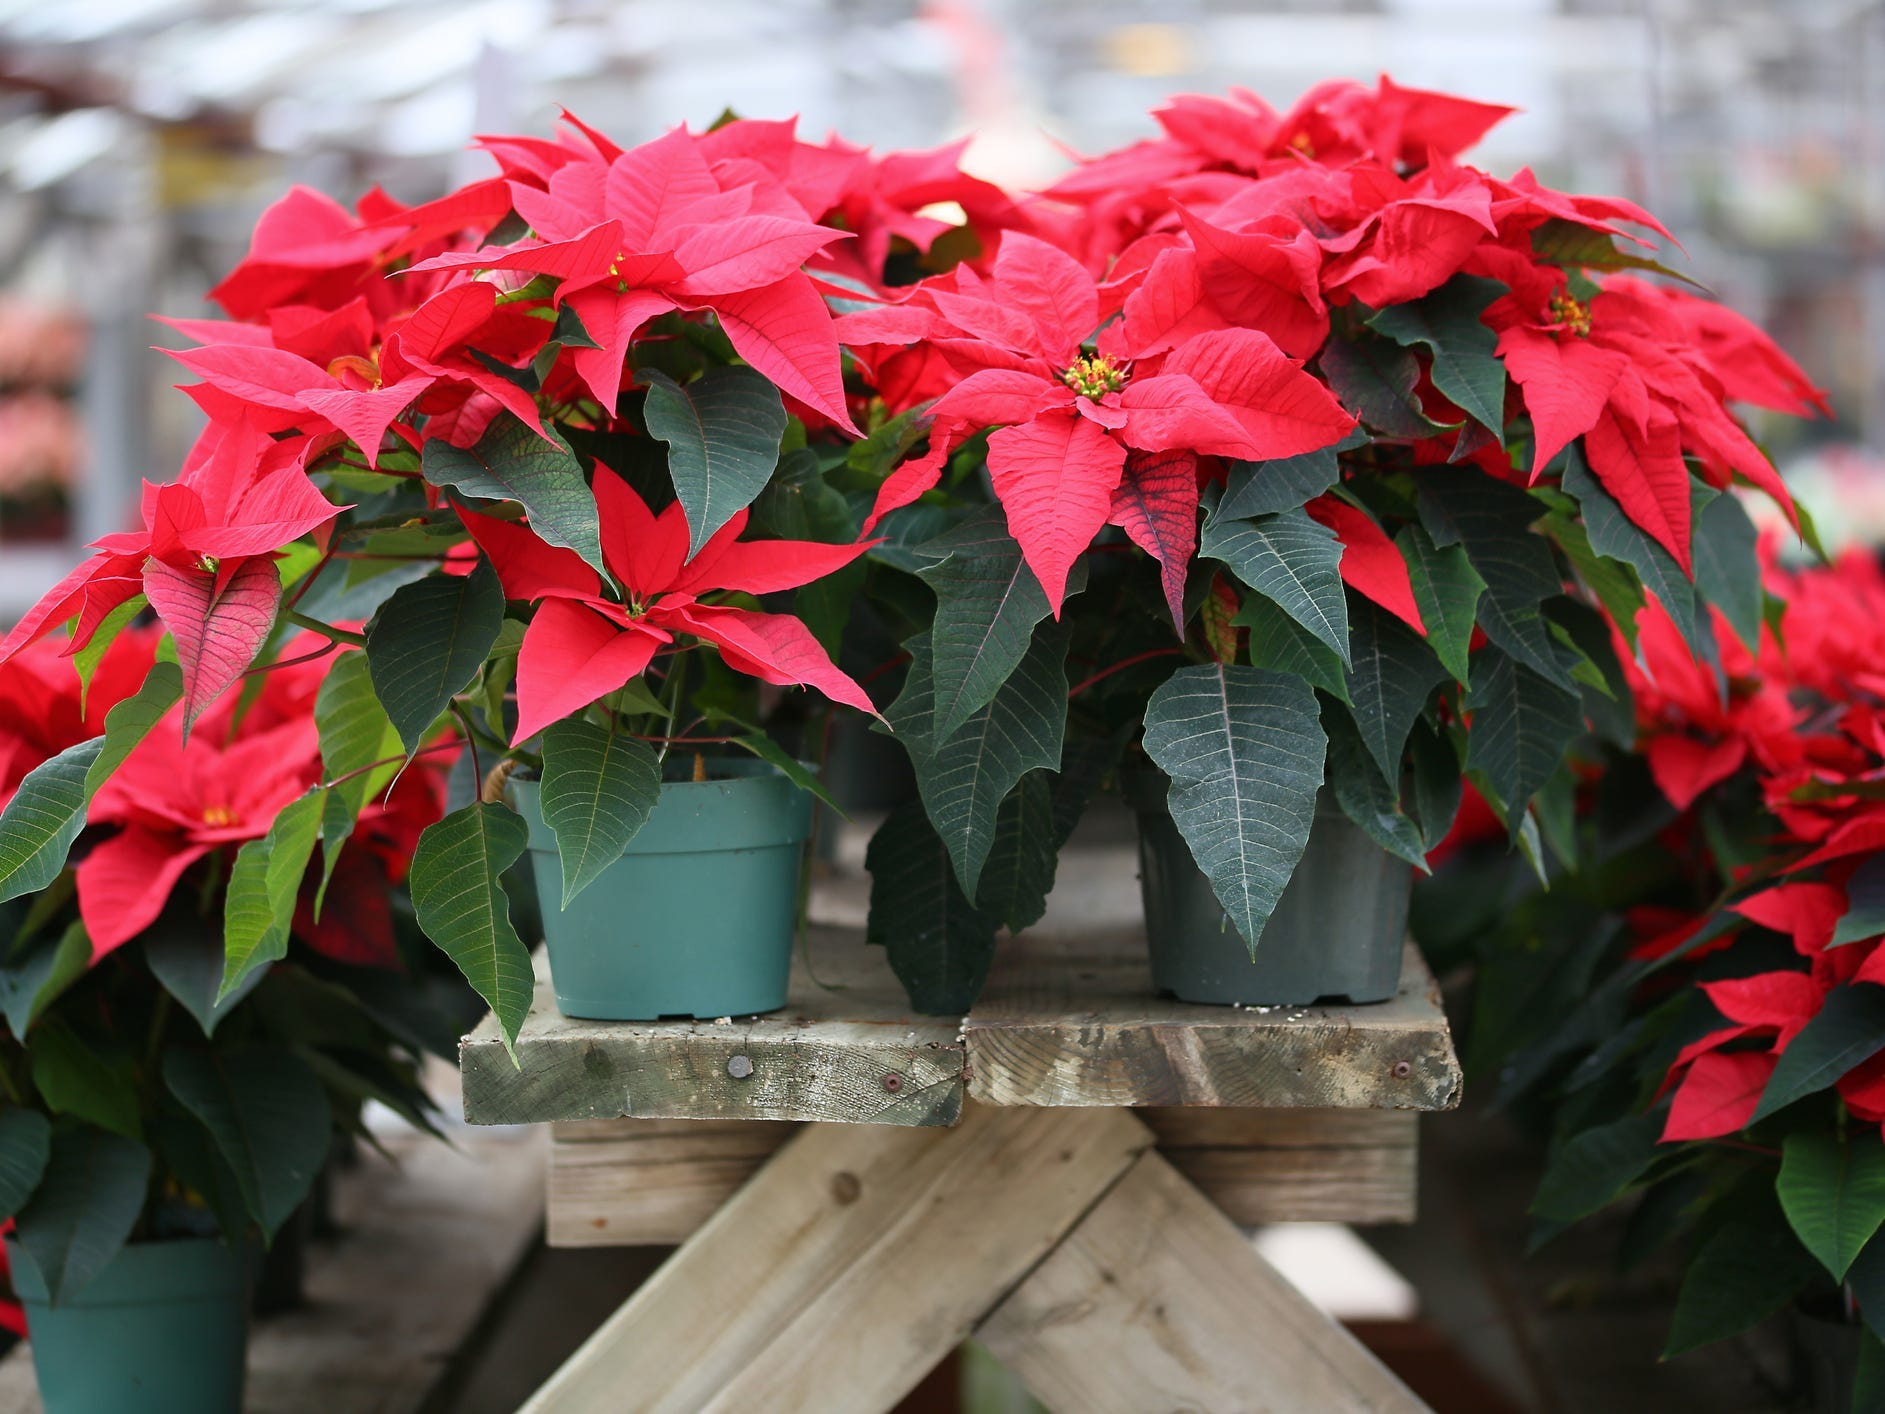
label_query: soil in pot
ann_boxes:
[1124,770,1409,1007]
[8,1235,249,1414]
[510,755,812,1021]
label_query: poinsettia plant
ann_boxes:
[837,77,1826,1010]
[0,626,447,1306]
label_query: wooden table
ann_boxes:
[461,873,1461,1414]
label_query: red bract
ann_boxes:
[459,471,876,743]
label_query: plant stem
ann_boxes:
[285,611,368,646]
[1067,647,1184,699]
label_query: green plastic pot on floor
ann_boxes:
[8,1236,249,1414]
[510,757,812,1020]
[1124,769,1409,1006]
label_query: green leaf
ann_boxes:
[1753,985,1885,1123]
[1317,335,1444,438]
[1548,598,1636,750]
[1200,509,1349,664]
[29,1020,140,1139]
[164,1046,332,1239]
[1408,719,1464,849]
[1665,1216,1819,1357]
[1562,448,1711,662]
[1857,1329,1885,1414]
[218,787,327,1003]
[0,920,90,1036]
[638,366,788,557]
[1835,856,1885,948]
[1141,664,1327,951]
[146,921,264,1037]
[865,801,998,1015]
[423,415,602,572]
[1531,218,1705,288]
[1367,274,1508,433]
[410,803,534,1059]
[1416,469,1575,690]
[1235,593,1350,703]
[538,720,661,908]
[1216,439,1350,520]
[0,1109,49,1222]
[1323,698,1428,870]
[1778,1131,1885,1282]
[1530,1113,1664,1222]
[12,1125,150,1304]
[1344,598,1451,784]
[1693,492,1763,652]
[70,595,146,713]
[0,662,181,903]
[314,651,402,899]
[751,448,856,544]
[1395,523,1484,684]
[917,524,1058,741]
[728,733,839,813]
[974,772,1059,932]
[887,626,1068,899]
[1464,648,1586,827]
[365,559,506,754]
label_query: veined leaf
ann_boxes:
[422,415,604,573]
[365,560,506,754]
[1665,1216,1818,1358]
[1834,856,1885,948]
[218,787,327,1003]
[639,367,789,557]
[12,1125,149,1305]
[1201,508,1349,664]
[1778,1131,1885,1282]
[29,1020,140,1139]
[1562,448,1712,662]
[147,921,265,1037]
[0,662,181,904]
[1693,491,1762,652]
[1396,523,1484,684]
[0,1109,49,1223]
[1344,598,1450,785]
[1529,1113,1664,1222]
[917,523,1058,741]
[314,651,402,901]
[974,772,1059,933]
[1318,334,1443,439]
[0,919,89,1037]
[1323,697,1428,870]
[1217,444,1342,521]
[1531,218,1705,289]
[70,595,146,713]
[1753,985,1885,1124]
[410,803,533,1059]
[865,801,997,1015]
[164,1047,332,1239]
[1141,664,1327,952]
[144,555,281,734]
[1367,274,1508,433]
[1463,647,1586,827]
[1235,593,1350,703]
[538,720,660,908]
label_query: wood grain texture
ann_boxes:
[546,1118,796,1247]
[520,1103,1153,1414]
[461,927,964,1127]
[978,1149,1433,1414]
[0,1089,543,1413]
[965,934,1461,1111]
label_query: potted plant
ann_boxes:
[0,626,443,1413]
[835,76,1825,1011]
[1424,542,1885,1412]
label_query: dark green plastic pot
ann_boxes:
[1124,769,1409,1006]
[510,758,812,1020]
[8,1236,248,1414]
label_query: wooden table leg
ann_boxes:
[977,1148,1431,1413]
[519,1105,1433,1414]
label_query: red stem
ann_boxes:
[1067,647,1183,699]
[242,639,340,677]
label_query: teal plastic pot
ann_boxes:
[8,1236,248,1414]
[1124,770,1408,1006]
[510,758,812,1020]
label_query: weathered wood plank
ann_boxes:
[978,1149,1432,1413]
[0,1074,543,1414]
[965,934,1461,1110]
[546,1108,1418,1243]
[520,1103,1153,1414]
[546,1118,796,1247]
[461,927,963,1127]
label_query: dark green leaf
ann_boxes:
[639,366,788,557]
[29,1020,140,1139]
[1408,720,1463,849]
[219,786,326,1003]
[1530,1113,1664,1222]
[1543,509,1647,655]
[410,803,533,1059]
[1396,523,1484,684]
[1547,599,1635,750]
[165,1047,332,1239]
[1344,599,1450,784]
[1367,274,1508,432]
[1835,857,1885,948]
[422,415,603,572]
[1323,698,1428,870]
[1779,1131,1885,1281]
[538,720,661,908]
[1235,593,1350,702]
[1464,648,1586,826]
[1141,664,1327,951]
[12,1125,150,1304]
[729,733,838,813]
[1754,985,1885,1123]
[974,772,1059,932]
[1562,448,1712,663]
[0,662,181,903]
[1317,335,1444,438]
[1692,492,1763,652]
[886,626,1068,898]
[314,651,402,898]
[917,524,1057,740]
[0,920,90,1037]
[365,560,506,753]
[865,801,997,1014]
[1217,445,1343,520]
[0,1108,49,1222]
[1531,218,1704,288]
[1664,1217,1818,1357]
[146,922,264,1038]
[1200,509,1349,664]
[752,448,856,544]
